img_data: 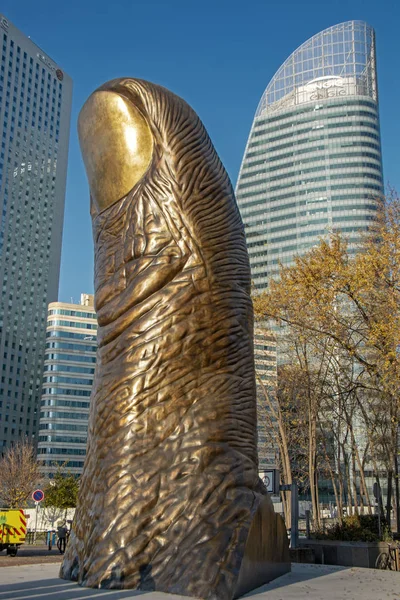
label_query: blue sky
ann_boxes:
[3,0,399,302]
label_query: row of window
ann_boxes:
[38,434,87,445]
[48,309,95,319]
[246,207,376,239]
[254,98,377,127]
[40,410,88,420]
[332,214,375,223]
[248,120,379,149]
[41,387,91,397]
[244,131,381,161]
[46,330,96,341]
[37,447,86,455]
[46,341,97,353]
[47,319,97,330]
[39,422,88,432]
[237,161,382,190]
[240,173,382,202]
[44,364,95,374]
[241,195,380,222]
[252,108,378,137]
[41,399,90,409]
[245,204,378,233]
[247,223,368,251]
[251,239,364,268]
[263,226,366,256]
[45,352,96,363]
[254,344,276,352]
[263,216,374,246]
[255,363,276,371]
[240,150,381,179]
[242,140,381,171]
[39,460,84,468]
[42,375,93,386]
[238,180,383,204]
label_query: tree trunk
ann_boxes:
[386,470,393,527]
[351,447,359,516]
[394,451,400,533]
[336,441,344,523]
[373,460,385,518]
[344,450,353,516]
[279,441,292,530]
[350,429,372,515]
[309,418,320,528]
[325,446,341,523]
[357,445,373,515]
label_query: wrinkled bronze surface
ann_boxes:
[60,78,290,599]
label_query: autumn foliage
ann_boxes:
[254,195,400,531]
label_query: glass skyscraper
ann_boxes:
[0,15,72,447]
[37,294,96,476]
[236,21,384,290]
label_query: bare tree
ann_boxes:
[0,439,41,507]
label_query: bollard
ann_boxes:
[305,509,311,539]
[290,482,299,549]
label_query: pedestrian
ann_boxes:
[57,522,68,554]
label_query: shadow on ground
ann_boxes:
[0,577,147,600]
[243,563,349,596]
[0,564,352,600]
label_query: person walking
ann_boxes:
[57,522,68,554]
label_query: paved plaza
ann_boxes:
[0,562,398,600]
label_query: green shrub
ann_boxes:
[313,514,392,542]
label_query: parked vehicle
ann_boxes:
[0,509,28,556]
[375,542,400,571]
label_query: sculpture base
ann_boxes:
[234,497,291,598]
[60,494,290,600]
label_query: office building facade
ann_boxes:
[37,294,96,476]
[0,15,72,446]
[254,327,278,474]
[236,21,384,290]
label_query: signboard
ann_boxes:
[0,17,9,32]
[263,473,272,491]
[259,469,279,494]
[32,489,44,503]
[37,52,63,81]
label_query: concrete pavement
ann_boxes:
[0,562,398,599]
[0,544,62,567]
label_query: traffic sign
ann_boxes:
[260,469,277,493]
[263,474,271,489]
[32,489,44,502]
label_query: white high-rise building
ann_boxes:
[0,15,72,447]
[37,294,96,476]
[236,21,383,291]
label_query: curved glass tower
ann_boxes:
[236,21,384,290]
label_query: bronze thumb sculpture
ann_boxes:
[60,78,290,599]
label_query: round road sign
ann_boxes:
[32,489,44,502]
[263,475,271,488]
